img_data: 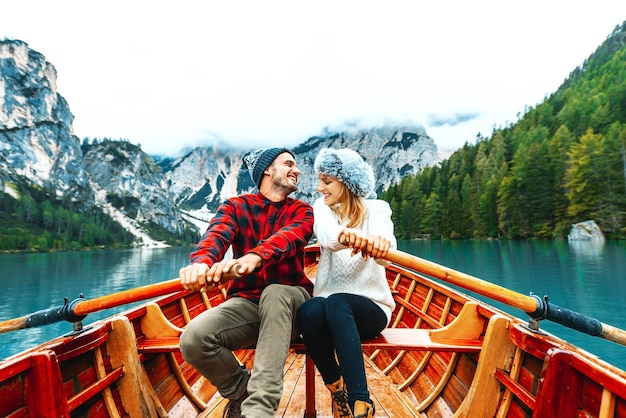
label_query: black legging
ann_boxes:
[297,293,387,408]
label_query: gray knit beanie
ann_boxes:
[243,147,294,188]
[314,148,376,198]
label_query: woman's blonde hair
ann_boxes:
[330,181,367,228]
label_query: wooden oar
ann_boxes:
[384,248,626,346]
[0,266,242,335]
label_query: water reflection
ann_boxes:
[569,239,605,258]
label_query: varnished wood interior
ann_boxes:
[1,245,625,417]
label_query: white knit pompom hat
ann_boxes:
[314,148,376,198]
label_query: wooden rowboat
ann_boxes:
[1,244,625,417]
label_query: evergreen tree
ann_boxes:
[566,129,607,223]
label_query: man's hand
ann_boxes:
[179,254,260,292]
[179,262,212,292]
[234,253,263,275]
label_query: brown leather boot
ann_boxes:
[325,376,352,418]
[353,400,375,418]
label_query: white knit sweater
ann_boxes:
[312,198,397,324]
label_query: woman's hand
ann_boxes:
[338,228,366,257]
[365,234,391,260]
[338,229,391,260]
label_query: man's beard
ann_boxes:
[273,176,298,194]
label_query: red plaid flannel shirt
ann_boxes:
[190,193,314,302]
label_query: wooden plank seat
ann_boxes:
[137,300,485,353]
[138,328,483,354]
[138,335,181,353]
[135,299,486,417]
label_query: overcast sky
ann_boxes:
[2,1,625,156]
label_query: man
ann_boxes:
[179,147,314,418]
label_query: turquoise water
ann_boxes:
[0,241,624,370]
[0,247,193,361]
[398,240,626,370]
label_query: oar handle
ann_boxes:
[384,249,626,346]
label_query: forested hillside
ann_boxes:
[382,22,626,240]
[0,183,136,251]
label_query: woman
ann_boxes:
[297,148,396,418]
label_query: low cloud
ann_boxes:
[319,117,426,136]
[427,112,480,127]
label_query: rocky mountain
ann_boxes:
[0,40,93,207]
[164,127,438,212]
[161,145,253,212]
[1,39,441,245]
[82,139,186,237]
